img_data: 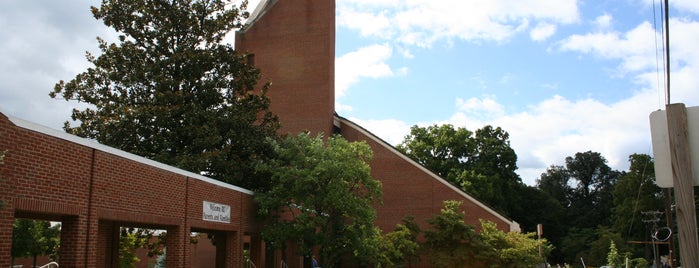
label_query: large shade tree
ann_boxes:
[50,0,279,191]
[254,133,382,267]
[396,124,521,215]
[536,151,622,264]
[610,154,664,257]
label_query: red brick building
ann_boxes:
[0,0,517,267]
[235,0,519,266]
[236,0,517,230]
[0,114,265,267]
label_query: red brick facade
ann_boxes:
[1,1,517,267]
[236,0,517,231]
[0,114,262,268]
[235,0,335,136]
[236,0,518,266]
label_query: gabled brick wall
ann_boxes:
[235,0,517,232]
[235,1,518,266]
[235,0,336,136]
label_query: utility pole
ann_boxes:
[663,188,676,268]
[665,103,699,267]
[663,0,698,266]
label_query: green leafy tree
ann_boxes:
[565,151,619,228]
[610,154,662,247]
[478,219,550,267]
[422,200,485,268]
[397,124,521,215]
[537,165,572,208]
[538,151,622,264]
[49,0,279,191]
[11,219,60,267]
[559,227,596,266]
[118,228,168,268]
[379,218,421,267]
[254,133,382,267]
[606,240,623,268]
[119,228,148,268]
[587,227,629,267]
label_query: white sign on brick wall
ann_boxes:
[203,201,231,223]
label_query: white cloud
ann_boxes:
[593,14,613,30]
[671,0,699,15]
[357,18,699,185]
[347,117,412,145]
[335,44,395,97]
[337,8,394,39]
[558,18,699,104]
[558,21,659,74]
[360,90,659,186]
[335,102,354,113]
[338,0,579,47]
[530,22,557,41]
[455,96,506,121]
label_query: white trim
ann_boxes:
[4,112,254,195]
[243,0,276,31]
[336,115,520,231]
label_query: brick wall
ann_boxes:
[235,0,336,136]
[337,116,517,232]
[0,113,261,268]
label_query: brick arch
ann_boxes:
[0,112,263,268]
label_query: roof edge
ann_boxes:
[4,112,254,196]
[335,114,521,232]
[242,0,277,32]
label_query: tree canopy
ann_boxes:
[422,200,484,268]
[397,124,521,215]
[50,0,278,191]
[254,133,382,267]
[12,219,60,267]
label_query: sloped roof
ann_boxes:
[2,111,254,195]
[334,114,520,232]
[243,0,278,31]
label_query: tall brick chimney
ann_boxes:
[235,0,336,136]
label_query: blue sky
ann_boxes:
[1,0,698,185]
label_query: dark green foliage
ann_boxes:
[397,124,521,216]
[422,200,549,268]
[12,219,60,267]
[479,219,550,268]
[535,152,664,265]
[611,154,663,243]
[50,0,278,191]
[422,200,485,268]
[254,133,382,267]
[118,228,166,268]
[380,216,421,267]
[565,151,619,228]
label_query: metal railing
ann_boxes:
[38,262,59,268]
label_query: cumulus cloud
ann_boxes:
[347,117,412,146]
[356,18,699,185]
[558,21,659,74]
[593,14,613,30]
[0,0,117,130]
[338,0,579,47]
[335,44,396,97]
[530,22,557,41]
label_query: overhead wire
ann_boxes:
[652,0,667,108]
